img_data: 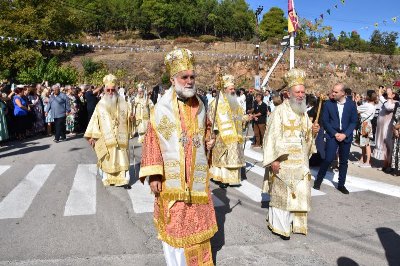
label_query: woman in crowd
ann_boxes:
[373,87,398,172]
[0,90,9,143]
[391,102,400,176]
[41,88,53,136]
[12,87,30,140]
[27,86,45,135]
[356,90,377,168]
[65,86,79,136]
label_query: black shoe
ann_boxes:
[53,139,59,143]
[219,183,228,189]
[313,179,322,190]
[123,184,132,189]
[337,186,349,194]
[280,235,290,240]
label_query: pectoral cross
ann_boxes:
[179,131,189,148]
[283,119,298,137]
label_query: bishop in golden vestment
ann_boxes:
[85,74,133,187]
[263,69,319,239]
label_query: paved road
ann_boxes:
[0,135,399,266]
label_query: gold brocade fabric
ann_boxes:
[263,101,316,212]
[209,93,245,169]
[84,99,130,186]
[209,167,241,185]
[133,96,152,143]
[184,240,214,266]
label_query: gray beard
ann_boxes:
[103,93,118,114]
[289,97,307,115]
[225,93,238,110]
[174,82,197,99]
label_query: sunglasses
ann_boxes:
[105,88,116,92]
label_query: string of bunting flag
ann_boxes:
[0,35,284,61]
[307,0,398,33]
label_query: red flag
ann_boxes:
[288,0,299,33]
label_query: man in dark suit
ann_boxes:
[313,84,358,194]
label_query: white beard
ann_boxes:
[174,81,197,99]
[103,93,118,114]
[289,97,307,115]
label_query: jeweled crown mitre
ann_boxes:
[164,48,195,77]
[103,74,117,87]
[284,68,306,88]
[222,74,235,88]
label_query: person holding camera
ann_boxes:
[355,90,377,168]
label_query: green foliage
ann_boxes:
[199,35,219,43]
[81,58,104,76]
[0,0,82,81]
[17,57,78,85]
[259,7,286,41]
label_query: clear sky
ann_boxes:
[247,0,400,41]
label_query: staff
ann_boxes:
[207,67,223,161]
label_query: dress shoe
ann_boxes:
[313,180,322,190]
[219,183,228,189]
[337,186,349,194]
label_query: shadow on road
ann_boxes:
[376,227,400,266]
[211,187,230,264]
[0,144,50,157]
[337,256,359,266]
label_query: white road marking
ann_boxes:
[0,164,55,219]
[64,164,97,216]
[234,180,267,202]
[244,141,400,197]
[0,165,10,176]
[127,181,154,214]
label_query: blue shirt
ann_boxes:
[13,96,28,116]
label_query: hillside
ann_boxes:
[67,36,400,94]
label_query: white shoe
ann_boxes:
[360,164,372,168]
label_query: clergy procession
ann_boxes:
[80,47,354,264]
[1,0,400,265]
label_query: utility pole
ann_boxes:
[254,5,263,89]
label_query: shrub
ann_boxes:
[199,35,219,43]
[174,37,195,44]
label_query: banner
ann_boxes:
[288,0,299,33]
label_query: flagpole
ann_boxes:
[290,32,295,69]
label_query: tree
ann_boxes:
[259,7,286,41]
[0,0,82,80]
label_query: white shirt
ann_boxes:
[337,99,346,130]
[357,102,375,121]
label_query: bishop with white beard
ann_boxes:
[85,74,133,187]
[209,74,249,188]
[262,68,320,240]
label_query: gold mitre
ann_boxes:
[284,68,306,88]
[164,48,195,77]
[103,74,117,87]
[222,74,235,88]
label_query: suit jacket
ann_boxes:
[322,98,358,143]
[46,93,71,119]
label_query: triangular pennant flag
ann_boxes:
[334,4,338,8]
[320,14,324,19]
[374,23,379,28]
[0,36,4,40]
[383,20,387,25]
[392,17,397,23]
[341,0,345,4]
[327,9,331,15]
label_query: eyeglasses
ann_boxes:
[105,89,116,92]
